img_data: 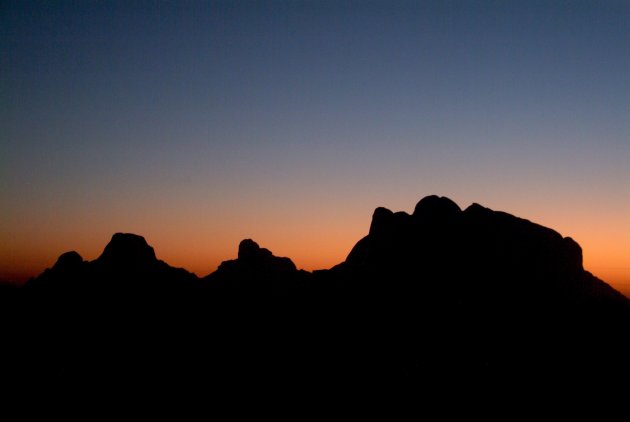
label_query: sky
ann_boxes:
[1,1,628,297]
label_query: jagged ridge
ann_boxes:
[25,196,628,306]
[7,195,630,405]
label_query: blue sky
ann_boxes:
[1,1,628,294]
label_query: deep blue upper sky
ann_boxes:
[1,1,629,291]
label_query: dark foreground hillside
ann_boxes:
[3,196,629,412]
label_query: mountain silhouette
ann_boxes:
[329,196,627,310]
[203,238,311,293]
[3,195,629,410]
[26,233,198,295]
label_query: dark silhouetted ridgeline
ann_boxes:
[2,196,629,412]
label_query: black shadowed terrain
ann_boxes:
[2,196,629,409]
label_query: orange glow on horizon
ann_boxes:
[2,199,627,300]
[3,230,628,302]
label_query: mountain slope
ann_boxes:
[4,195,629,409]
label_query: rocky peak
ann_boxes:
[96,233,157,269]
[206,239,301,292]
[413,195,461,221]
[238,239,273,261]
[369,207,395,236]
[52,251,84,272]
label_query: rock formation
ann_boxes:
[6,195,629,408]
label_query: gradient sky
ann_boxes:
[1,1,629,297]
